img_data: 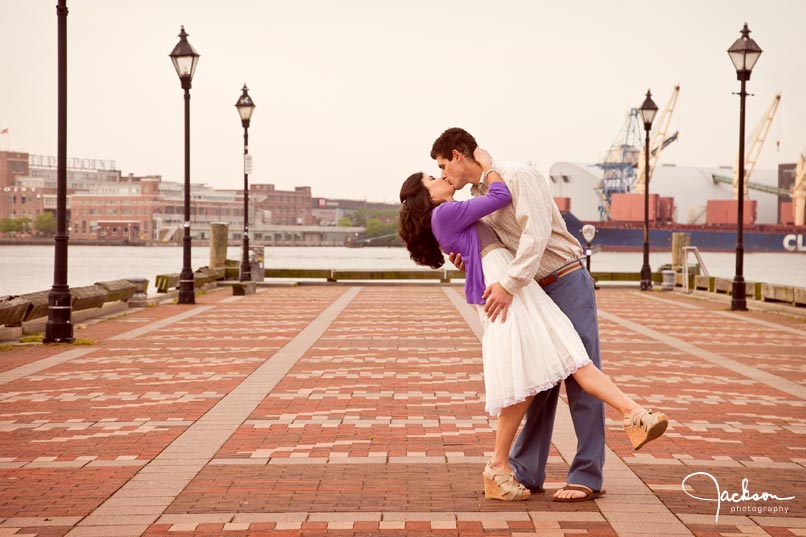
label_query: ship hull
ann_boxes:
[562,212,806,253]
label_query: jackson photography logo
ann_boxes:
[682,472,796,523]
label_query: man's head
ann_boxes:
[430,127,482,190]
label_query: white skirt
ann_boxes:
[477,248,592,416]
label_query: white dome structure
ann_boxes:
[548,162,782,225]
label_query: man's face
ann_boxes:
[436,150,471,190]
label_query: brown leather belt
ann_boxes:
[538,259,584,288]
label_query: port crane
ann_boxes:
[596,86,680,219]
[633,85,680,195]
[711,93,786,196]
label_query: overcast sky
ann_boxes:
[1,1,803,203]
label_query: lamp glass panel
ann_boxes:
[729,49,746,71]
[172,56,194,78]
[639,107,657,125]
[744,50,761,71]
[237,104,254,121]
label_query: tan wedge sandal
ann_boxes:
[482,462,531,501]
[624,407,668,450]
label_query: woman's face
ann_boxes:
[421,174,454,203]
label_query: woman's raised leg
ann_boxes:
[571,364,668,450]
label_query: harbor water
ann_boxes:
[0,244,803,297]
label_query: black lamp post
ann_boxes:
[235,84,256,282]
[639,89,658,292]
[44,0,74,343]
[728,23,762,311]
[169,26,200,304]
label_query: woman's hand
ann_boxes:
[473,147,493,171]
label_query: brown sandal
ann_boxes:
[624,407,668,450]
[482,462,531,501]
[552,484,606,502]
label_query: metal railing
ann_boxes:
[682,246,709,294]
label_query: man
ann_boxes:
[431,127,606,502]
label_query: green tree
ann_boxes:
[0,218,27,233]
[35,212,56,235]
[363,217,402,246]
[17,217,31,233]
[337,216,353,227]
[364,218,387,238]
[350,209,368,227]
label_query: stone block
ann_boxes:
[193,272,211,288]
[95,280,136,302]
[0,296,31,327]
[126,278,150,308]
[71,285,107,311]
[19,291,49,321]
[761,283,795,304]
[208,267,226,280]
[232,282,256,296]
[713,277,732,294]
[694,275,712,291]
[794,287,806,307]
[155,273,180,293]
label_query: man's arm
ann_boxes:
[481,164,553,322]
[497,164,553,294]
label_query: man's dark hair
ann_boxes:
[430,127,477,161]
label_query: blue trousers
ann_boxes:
[509,268,606,492]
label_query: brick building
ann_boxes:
[251,184,316,226]
[70,177,162,240]
[1,150,389,243]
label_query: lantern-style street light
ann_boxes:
[235,84,256,282]
[169,26,200,304]
[639,89,658,292]
[727,23,762,311]
[44,0,74,343]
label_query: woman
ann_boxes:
[398,167,668,502]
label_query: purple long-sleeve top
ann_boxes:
[431,182,513,304]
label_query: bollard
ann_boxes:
[127,277,150,308]
[671,232,690,272]
[209,223,229,269]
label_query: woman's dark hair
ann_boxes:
[398,172,445,269]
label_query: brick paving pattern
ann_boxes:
[0,285,803,536]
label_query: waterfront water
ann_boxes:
[0,244,803,296]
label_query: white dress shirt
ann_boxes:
[472,161,583,294]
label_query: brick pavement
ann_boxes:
[0,284,804,537]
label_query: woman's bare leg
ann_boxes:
[490,397,533,473]
[571,364,637,415]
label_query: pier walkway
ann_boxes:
[0,285,804,537]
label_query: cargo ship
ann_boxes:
[548,89,806,253]
[561,211,806,253]
[549,161,806,254]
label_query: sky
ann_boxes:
[1,1,804,204]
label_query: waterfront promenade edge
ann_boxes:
[0,284,804,537]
